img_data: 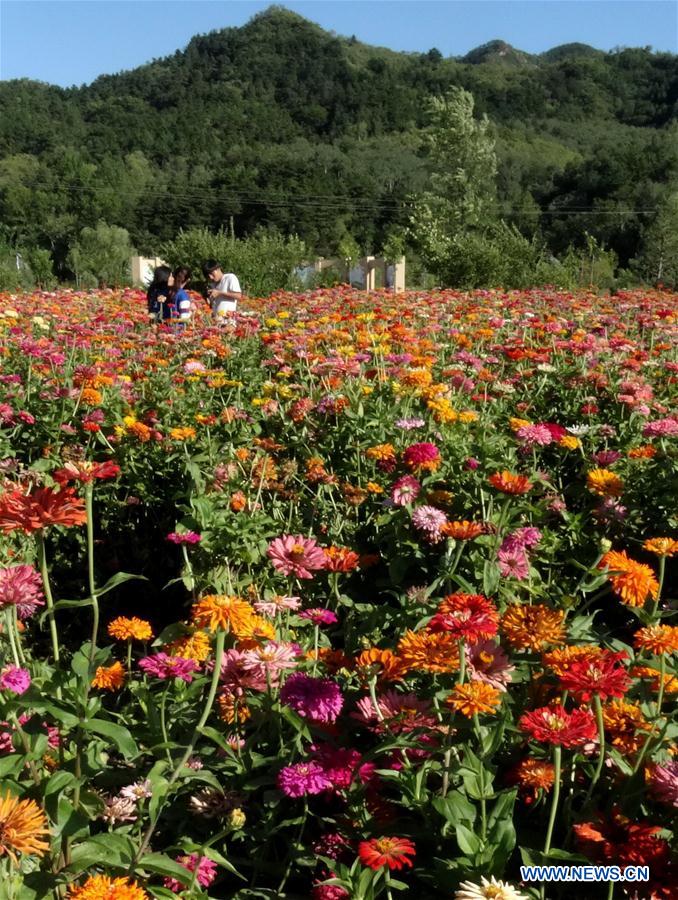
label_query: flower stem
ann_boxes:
[543,744,562,857]
[583,695,606,807]
[85,484,100,667]
[4,609,20,668]
[36,532,60,668]
[130,628,226,869]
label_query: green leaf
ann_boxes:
[139,853,193,886]
[68,834,136,871]
[0,755,24,777]
[432,792,476,829]
[455,823,482,856]
[83,717,138,759]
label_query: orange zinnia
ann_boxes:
[634,625,678,656]
[446,682,501,717]
[602,699,652,756]
[599,550,659,607]
[441,520,484,541]
[0,791,49,866]
[488,471,533,495]
[542,645,602,677]
[354,648,406,684]
[502,604,566,651]
[217,691,251,725]
[68,874,148,899]
[0,486,87,533]
[512,757,555,799]
[191,594,256,634]
[323,546,360,572]
[396,629,460,674]
[91,661,126,691]
[164,630,212,662]
[630,665,678,694]
[107,617,153,642]
[643,538,678,558]
[587,469,624,497]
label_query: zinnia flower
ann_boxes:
[446,682,502,717]
[0,486,87,533]
[519,704,597,747]
[411,505,448,543]
[441,520,484,541]
[166,531,202,545]
[300,608,338,626]
[0,565,44,619]
[509,757,555,805]
[634,624,678,656]
[322,546,360,572]
[403,442,441,473]
[428,593,499,643]
[0,791,49,866]
[0,666,31,695]
[107,616,153,642]
[191,594,256,633]
[558,651,631,702]
[358,836,415,870]
[648,760,678,808]
[138,653,199,683]
[91,661,126,691]
[643,537,678,558]
[599,550,659,607]
[501,604,565,651]
[488,471,532,494]
[277,761,332,797]
[52,460,120,484]
[280,672,343,723]
[455,876,528,899]
[466,640,514,691]
[587,469,624,497]
[68,875,148,899]
[163,853,218,893]
[390,475,421,506]
[267,534,327,579]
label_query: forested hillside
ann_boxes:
[1,5,677,281]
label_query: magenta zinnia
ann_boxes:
[277,761,332,797]
[280,672,343,723]
[267,534,327,579]
[138,653,200,683]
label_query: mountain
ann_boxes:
[463,40,535,67]
[0,5,677,275]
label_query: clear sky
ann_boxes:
[0,0,676,87]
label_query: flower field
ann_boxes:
[0,286,676,900]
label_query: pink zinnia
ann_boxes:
[0,666,31,695]
[649,760,678,808]
[312,883,350,900]
[164,853,218,892]
[403,442,441,471]
[0,565,44,619]
[497,545,530,580]
[352,690,437,733]
[138,653,200,683]
[312,744,367,790]
[280,672,343,723]
[241,642,299,684]
[411,505,448,543]
[390,475,421,507]
[277,761,332,797]
[300,608,338,626]
[166,531,202,544]
[254,595,301,617]
[516,424,553,446]
[220,649,268,693]
[466,640,514,691]
[267,535,327,579]
[642,418,678,438]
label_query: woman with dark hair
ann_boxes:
[168,266,193,328]
[146,265,173,323]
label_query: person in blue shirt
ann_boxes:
[168,266,193,329]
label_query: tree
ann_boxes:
[633,193,678,286]
[67,221,134,287]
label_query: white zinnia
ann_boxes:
[455,876,528,900]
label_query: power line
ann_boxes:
[0,179,664,215]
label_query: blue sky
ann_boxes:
[0,0,676,87]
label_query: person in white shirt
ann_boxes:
[203,259,242,320]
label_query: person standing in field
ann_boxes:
[203,259,242,322]
[146,265,173,323]
[167,266,193,330]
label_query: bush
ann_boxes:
[162,227,308,298]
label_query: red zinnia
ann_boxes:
[323,546,360,573]
[358,836,416,871]
[519,704,597,747]
[428,593,499,644]
[402,442,441,473]
[558,650,631,702]
[573,810,670,869]
[52,460,121,484]
[0,486,87,533]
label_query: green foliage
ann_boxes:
[66,220,134,287]
[161,226,307,297]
